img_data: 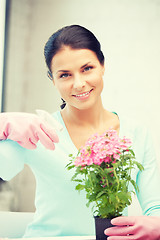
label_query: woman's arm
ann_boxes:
[0,111,59,181]
[0,140,26,181]
[0,112,59,150]
[136,127,160,216]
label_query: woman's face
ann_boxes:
[50,46,105,110]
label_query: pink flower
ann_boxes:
[74,129,132,167]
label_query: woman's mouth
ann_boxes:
[73,89,93,100]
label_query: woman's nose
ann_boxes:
[73,74,86,90]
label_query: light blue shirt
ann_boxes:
[0,111,160,237]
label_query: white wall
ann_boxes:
[3,0,160,213]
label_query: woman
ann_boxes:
[0,25,160,239]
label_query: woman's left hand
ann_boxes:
[104,216,160,240]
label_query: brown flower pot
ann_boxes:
[94,216,114,240]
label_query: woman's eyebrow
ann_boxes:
[80,62,91,69]
[56,69,70,74]
[56,62,91,74]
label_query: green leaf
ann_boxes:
[96,191,106,200]
[86,201,90,208]
[129,149,136,157]
[73,179,83,183]
[75,184,85,191]
[67,165,75,170]
[130,179,139,192]
[135,161,144,171]
[68,154,73,157]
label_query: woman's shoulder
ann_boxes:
[116,111,150,140]
[52,110,62,122]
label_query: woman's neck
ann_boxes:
[61,99,107,130]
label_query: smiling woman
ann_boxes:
[50,47,104,111]
[44,25,105,110]
[0,24,160,239]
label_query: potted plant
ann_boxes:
[66,129,144,240]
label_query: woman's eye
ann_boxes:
[83,66,93,72]
[60,73,70,78]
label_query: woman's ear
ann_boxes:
[47,70,55,85]
[101,65,105,76]
[47,71,53,80]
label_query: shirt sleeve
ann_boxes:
[136,127,160,216]
[0,139,26,181]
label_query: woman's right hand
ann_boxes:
[0,112,59,150]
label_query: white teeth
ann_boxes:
[76,90,91,97]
